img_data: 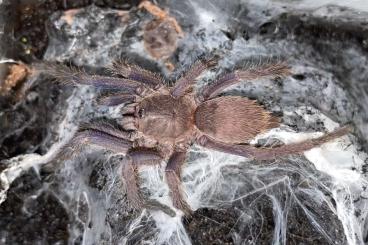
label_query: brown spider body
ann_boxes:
[195,96,280,144]
[134,93,279,149]
[44,57,351,215]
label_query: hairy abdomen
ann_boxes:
[195,96,279,144]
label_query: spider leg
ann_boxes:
[171,56,219,98]
[55,123,134,160]
[39,63,150,95]
[110,60,164,89]
[121,161,142,209]
[165,151,192,215]
[197,126,351,160]
[96,93,137,106]
[198,61,291,101]
[121,149,162,209]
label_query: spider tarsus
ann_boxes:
[121,162,144,210]
[236,60,292,79]
[96,93,137,106]
[110,59,164,89]
[35,62,84,86]
[165,170,192,215]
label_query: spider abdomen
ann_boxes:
[195,96,280,144]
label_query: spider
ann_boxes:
[43,57,351,215]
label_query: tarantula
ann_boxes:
[44,57,350,215]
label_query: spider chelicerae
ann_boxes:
[42,57,350,215]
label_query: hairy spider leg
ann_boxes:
[121,149,162,209]
[96,93,137,106]
[171,56,219,98]
[165,151,191,215]
[110,60,164,89]
[39,63,151,95]
[54,123,134,161]
[197,126,351,160]
[199,61,291,101]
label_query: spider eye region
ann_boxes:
[138,108,145,118]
